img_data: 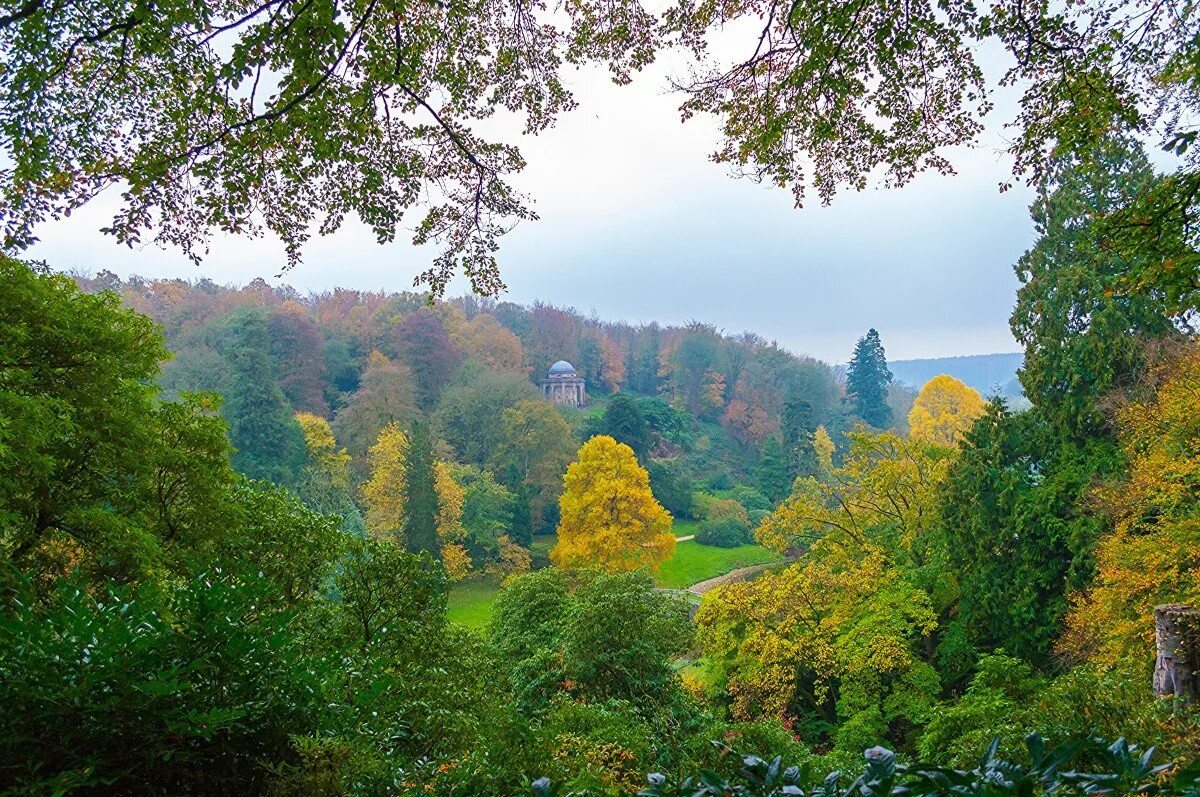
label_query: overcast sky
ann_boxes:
[30,44,1035,363]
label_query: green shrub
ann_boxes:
[696,515,753,548]
[0,571,326,794]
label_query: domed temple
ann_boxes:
[541,360,586,407]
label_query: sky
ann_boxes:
[29,41,1036,364]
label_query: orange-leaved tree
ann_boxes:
[551,436,674,573]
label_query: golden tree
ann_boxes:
[907,374,986,446]
[363,423,408,542]
[296,412,351,488]
[434,461,471,581]
[699,428,953,739]
[551,436,674,573]
[1061,344,1200,667]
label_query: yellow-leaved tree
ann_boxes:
[1061,344,1200,667]
[551,435,674,573]
[434,461,471,581]
[700,429,955,750]
[296,412,351,488]
[363,423,408,542]
[364,424,475,578]
[907,374,986,446]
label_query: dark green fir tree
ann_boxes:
[402,421,441,559]
[755,437,792,503]
[845,328,893,429]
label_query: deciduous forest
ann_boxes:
[3,0,1200,794]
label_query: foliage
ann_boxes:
[396,309,463,411]
[756,437,793,504]
[489,568,693,711]
[917,654,1173,769]
[0,570,325,794]
[907,374,985,446]
[696,515,754,548]
[402,421,441,558]
[332,537,448,652]
[702,430,955,753]
[648,460,698,519]
[214,307,308,484]
[493,398,577,541]
[294,412,364,535]
[631,735,1200,797]
[435,367,539,467]
[589,391,652,460]
[1062,344,1200,668]
[552,436,675,573]
[1012,137,1190,441]
[331,350,417,463]
[0,257,236,586]
[223,478,347,606]
[363,422,408,542]
[939,400,1119,666]
[845,330,893,429]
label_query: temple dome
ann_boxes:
[548,360,577,376]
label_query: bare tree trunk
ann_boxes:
[1153,604,1199,710]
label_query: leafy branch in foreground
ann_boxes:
[534,734,1200,797]
[3,0,1199,294]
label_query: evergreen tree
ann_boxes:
[403,421,441,559]
[1012,136,1185,442]
[222,342,306,485]
[756,437,792,503]
[845,329,893,429]
[780,394,818,480]
[590,391,651,460]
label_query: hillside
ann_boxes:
[890,352,1024,399]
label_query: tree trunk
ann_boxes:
[1153,604,1200,709]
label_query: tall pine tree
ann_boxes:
[403,421,441,559]
[755,437,792,503]
[780,394,818,480]
[845,329,893,429]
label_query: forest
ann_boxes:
[4,0,1200,794]
[4,134,1200,795]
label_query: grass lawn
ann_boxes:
[447,579,503,629]
[655,539,782,590]
[672,518,701,538]
[447,527,783,626]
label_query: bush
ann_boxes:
[731,485,773,514]
[648,460,697,518]
[0,571,327,794]
[696,515,753,548]
[490,569,693,711]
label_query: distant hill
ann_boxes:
[889,352,1025,399]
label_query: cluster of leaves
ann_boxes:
[628,734,1200,797]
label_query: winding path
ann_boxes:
[684,562,775,595]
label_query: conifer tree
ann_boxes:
[845,329,893,429]
[780,394,818,480]
[402,421,441,559]
[592,391,651,460]
[756,437,792,503]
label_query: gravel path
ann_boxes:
[685,563,775,595]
